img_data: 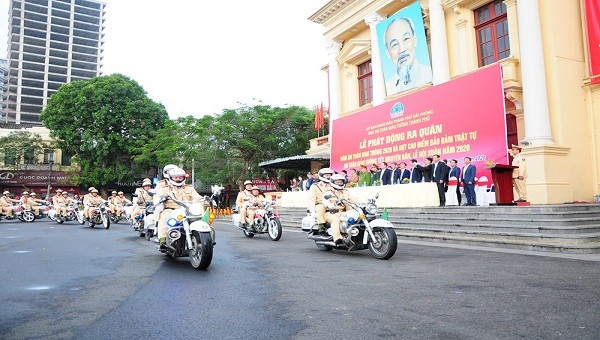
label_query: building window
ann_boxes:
[475,0,509,67]
[43,149,55,164]
[61,152,71,166]
[358,60,372,106]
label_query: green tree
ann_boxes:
[134,115,217,181]
[0,131,48,169]
[134,104,317,190]
[40,74,169,187]
[211,104,315,188]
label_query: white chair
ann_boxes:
[459,182,468,206]
[445,176,459,206]
[476,176,489,206]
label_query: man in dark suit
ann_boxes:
[432,154,449,206]
[409,159,422,183]
[397,162,410,184]
[447,159,462,205]
[389,162,399,184]
[380,162,392,185]
[462,156,477,205]
[416,157,433,182]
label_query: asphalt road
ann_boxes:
[0,217,599,339]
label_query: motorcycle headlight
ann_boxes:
[167,218,179,227]
[344,210,360,225]
[365,203,378,215]
[188,203,204,216]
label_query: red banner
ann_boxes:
[584,0,600,84]
[0,170,76,187]
[331,64,507,182]
[314,103,324,131]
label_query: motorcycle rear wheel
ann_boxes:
[368,227,398,260]
[145,229,153,241]
[22,211,35,222]
[189,231,213,270]
[267,218,282,241]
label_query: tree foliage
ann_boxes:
[40,74,169,187]
[0,131,48,169]
[136,104,317,189]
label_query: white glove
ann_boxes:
[325,202,335,209]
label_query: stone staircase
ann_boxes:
[276,204,600,254]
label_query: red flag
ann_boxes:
[584,0,600,84]
[314,103,324,131]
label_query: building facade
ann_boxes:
[310,0,600,204]
[3,0,106,125]
[0,58,7,119]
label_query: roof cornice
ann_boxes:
[309,0,357,24]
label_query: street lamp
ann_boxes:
[46,161,53,200]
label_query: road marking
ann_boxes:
[2,236,20,239]
[11,250,31,254]
[26,286,53,291]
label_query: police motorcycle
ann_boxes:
[0,203,36,222]
[37,201,52,219]
[302,193,398,260]
[154,193,215,270]
[87,200,111,229]
[142,202,157,240]
[108,203,130,224]
[52,203,85,224]
[232,200,282,241]
[134,201,154,238]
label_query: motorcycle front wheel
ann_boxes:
[189,231,213,270]
[368,227,398,260]
[267,218,282,241]
[22,211,35,222]
[243,229,255,238]
[76,213,85,225]
[101,213,110,229]
[145,229,153,241]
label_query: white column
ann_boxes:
[517,0,554,145]
[326,39,342,138]
[365,12,386,105]
[429,0,450,84]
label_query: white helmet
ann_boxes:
[330,174,346,190]
[317,168,334,183]
[162,164,178,179]
[167,167,186,187]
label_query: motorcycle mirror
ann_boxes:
[323,194,332,200]
[131,193,138,197]
[374,193,379,199]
